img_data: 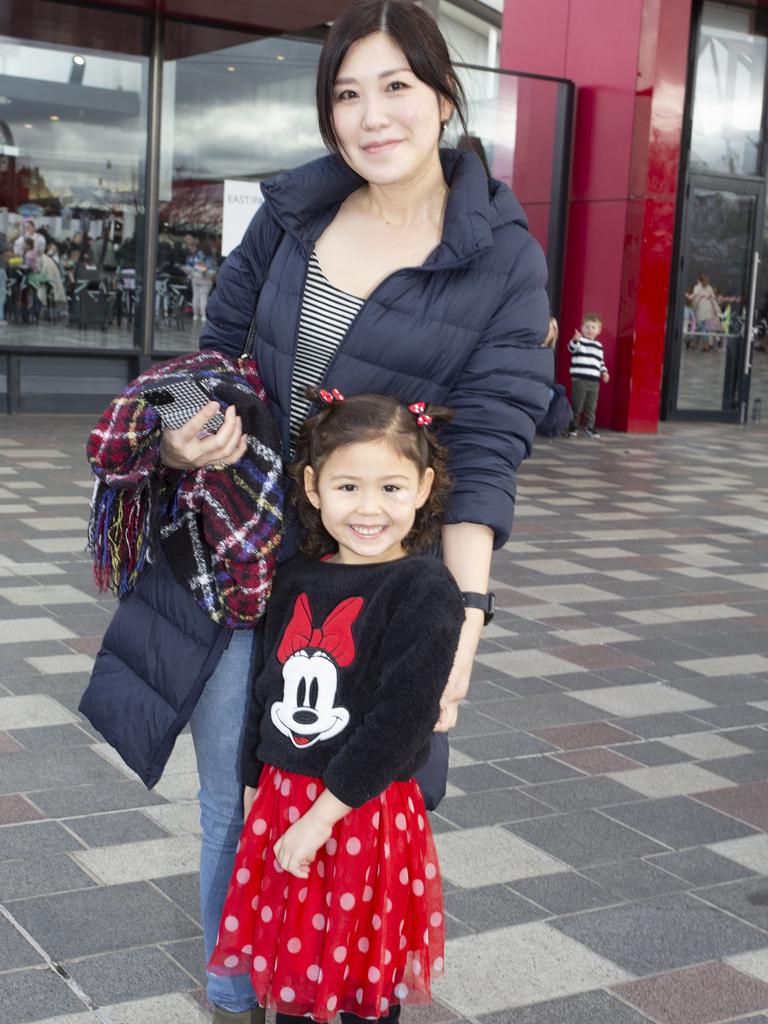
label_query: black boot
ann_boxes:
[212,1006,265,1024]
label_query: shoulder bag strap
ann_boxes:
[241,225,285,360]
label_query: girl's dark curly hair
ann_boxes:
[289,389,454,558]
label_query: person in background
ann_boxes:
[0,238,10,327]
[14,220,45,258]
[566,312,609,438]
[184,237,217,322]
[686,274,721,352]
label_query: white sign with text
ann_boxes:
[222,179,265,257]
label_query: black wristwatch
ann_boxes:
[461,591,496,625]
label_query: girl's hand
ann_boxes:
[243,785,257,820]
[159,403,247,470]
[273,813,333,879]
[601,371,610,383]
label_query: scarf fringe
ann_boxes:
[88,477,160,597]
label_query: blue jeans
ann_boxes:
[190,628,259,1013]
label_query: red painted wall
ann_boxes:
[501,0,692,432]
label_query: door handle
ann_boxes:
[740,249,760,425]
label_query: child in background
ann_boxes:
[208,389,465,1022]
[567,312,609,438]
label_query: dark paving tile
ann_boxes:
[510,871,615,915]
[151,872,201,924]
[0,747,127,795]
[523,776,644,812]
[694,782,768,831]
[64,945,197,1004]
[478,990,653,1024]
[452,732,557,762]
[464,679,518,703]
[505,809,666,868]
[449,707,515,738]
[448,763,523,792]
[7,723,96,749]
[613,961,768,1024]
[64,809,169,847]
[610,740,693,766]
[0,853,96,901]
[0,914,45,970]
[673,675,768,705]
[647,847,758,887]
[444,884,546,932]
[723,726,768,751]
[0,794,43,824]
[690,705,768,728]
[438,788,553,828]
[694,877,768,931]
[0,731,23,753]
[0,820,83,860]
[530,721,640,749]
[602,795,758,849]
[698,752,768,784]
[493,755,583,784]
[476,694,607,730]
[425,811,459,834]
[609,712,711,739]
[555,747,643,774]
[582,858,686,901]
[552,892,767,974]
[162,936,207,986]
[555,645,652,671]
[28,780,166,817]
[443,913,474,940]
[0,966,84,1024]
[10,881,201,958]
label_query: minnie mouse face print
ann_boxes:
[272,648,350,749]
[273,593,363,750]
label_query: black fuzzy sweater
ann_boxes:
[240,554,465,807]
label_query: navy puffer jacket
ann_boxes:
[81,148,551,788]
[202,148,553,547]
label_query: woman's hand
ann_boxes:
[434,608,484,732]
[159,403,247,470]
[274,814,333,879]
[243,785,257,820]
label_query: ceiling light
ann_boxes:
[23,122,32,128]
[49,114,60,121]
[275,55,285,61]
[73,54,86,66]
[226,65,236,72]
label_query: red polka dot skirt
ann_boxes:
[208,765,445,1020]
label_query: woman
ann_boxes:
[148,2,550,1020]
[686,274,721,351]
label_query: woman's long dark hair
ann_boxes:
[316,0,469,153]
[290,390,454,558]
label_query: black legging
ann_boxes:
[276,1004,401,1024]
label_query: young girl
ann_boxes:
[208,389,465,1021]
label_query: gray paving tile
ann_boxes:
[0,967,84,1024]
[698,752,768,783]
[478,694,610,730]
[449,707,516,738]
[63,946,197,1004]
[438,788,553,828]
[64,810,169,847]
[510,871,616,915]
[162,936,207,986]
[646,847,759,887]
[478,990,653,1023]
[611,740,693,766]
[505,810,666,868]
[444,884,546,932]
[523,777,644,812]
[151,873,201,924]
[0,853,96,901]
[444,913,475,940]
[10,881,201,959]
[694,877,768,931]
[602,795,759,848]
[609,712,711,738]
[0,821,83,860]
[7,724,96,749]
[452,732,558,762]
[0,913,45,969]
[448,763,523,792]
[673,675,768,705]
[723,726,768,750]
[0,747,127,795]
[552,892,768,973]
[493,755,584,784]
[691,705,768,728]
[582,858,686,901]
[28,781,166,817]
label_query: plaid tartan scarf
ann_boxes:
[86,350,284,629]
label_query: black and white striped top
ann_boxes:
[567,334,607,380]
[289,250,364,445]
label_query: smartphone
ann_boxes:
[141,377,225,434]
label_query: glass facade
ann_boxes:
[0,0,571,412]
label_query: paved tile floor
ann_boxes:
[1,416,768,1024]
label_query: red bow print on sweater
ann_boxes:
[277,593,363,667]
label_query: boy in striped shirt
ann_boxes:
[566,312,609,438]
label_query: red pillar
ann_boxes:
[501,0,692,432]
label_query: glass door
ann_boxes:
[670,174,763,420]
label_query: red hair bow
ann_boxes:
[277,593,363,667]
[408,401,432,427]
[319,388,345,405]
